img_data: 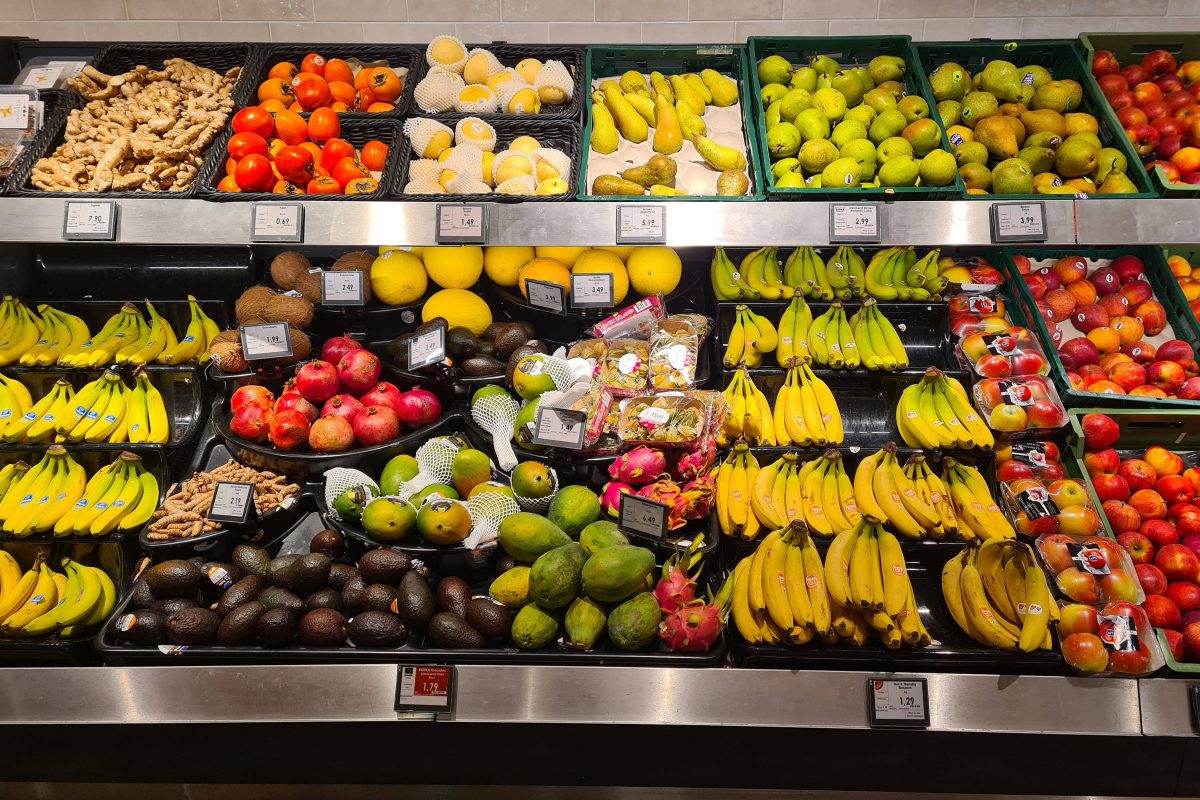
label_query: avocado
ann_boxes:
[347,610,407,647]
[112,610,166,645]
[232,544,271,580]
[217,601,265,645]
[259,586,306,616]
[427,611,486,649]
[484,322,506,340]
[446,326,481,359]
[268,555,301,587]
[495,555,518,574]
[493,323,529,361]
[166,607,220,645]
[465,597,511,643]
[150,597,196,617]
[478,341,496,357]
[341,576,368,611]
[216,575,263,617]
[436,576,470,617]
[145,560,204,600]
[129,578,155,610]
[394,570,434,631]
[359,548,414,585]
[306,588,345,612]
[257,607,298,648]
[361,583,397,613]
[309,529,346,560]
[273,553,331,595]
[462,355,506,376]
[298,608,347,647]
[327,563,359,591]
[200,561,242,600]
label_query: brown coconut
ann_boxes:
[293,268,323,304]
[263,294,314,328]
[209,340,248,374]
[235,286,274,325]
[270,251,311,291]
[330,251,374,304]
[275,327,312,365]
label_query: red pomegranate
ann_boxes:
[274,380,319,423]
[294,360,340,403]
[338,349,381,393]
[270,409,311,451]
[321,334,363,366]
[358,382,404,414]
[353,405,401,446]
[322,393,364,424]
[308,414,354,452]
[231,385,274,414]
[230,403,272,443]
[394,387,442,429]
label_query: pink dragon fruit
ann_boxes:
[600,481,634,518]
[658,602,723,653]
[608,445,668,485]
[674,439,716,480]
[653,535,704,613]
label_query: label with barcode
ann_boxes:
[571,273,615,309]
[436,204,487,244]
[830,203,881,243]
[208,482,255,525]
[618,493,669,540]
[240,322,293,361]
[251,203,303,242]
[63,201,117,240]
[395,665,455,714]
[868,678,929,727]
[991,202,1046,242]
[321,270,365,306]
[526,279,565,312]
[616,205,666,244]
[408,327,446,369]
[532,406,587,449]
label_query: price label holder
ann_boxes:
[63,201,117,241]
[436,204,487,244]
[616,205,666,244]
[829,203,881,244]
[618,493,669,541]
[251,203,304,243]
[207,482,257,526]
[532,406,587,449]
[321,270,365,306]
[1190,686,1200,735]
[240,322,293,361]
[990,201,1047,243]
[408,326,446,369]
[526,279,565,313]
[570,273,614,309]
[867,678,929,728]
[395,665,456,719]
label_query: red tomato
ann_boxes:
[320,138,356,172]
[360,140,389,171]
[307,176,342,195]
[307,107,341,144]
[227,131,268,160]
[333,157,370,187]
[275,145,315,183]
[231,106,274,138]
[234,154,274,192]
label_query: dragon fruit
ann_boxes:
[638,474,714,530]
[658,602,723,653]
[608,445,667,485]
[600,481,634,517]
[653,535,704,613]
[674,439,716,480]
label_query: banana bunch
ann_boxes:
[722,304,778,368]
[0,550,118,637]
[942,539,1054,653]
[809,302,859,369]
[749,452,803,530]
[730,522,833,645]
[773,364,843,447]
[864,247,946,301]
[0,372,33,437]
[799,450,860,537]
[774,294,812,368]
[941,457,1016,541]
[0,298,45,367]
[0,446,85,535]
[711,247,792,301]
[1,379,75,443]
[53,451,159,537]
[18,305,88,367]
[781,245,867,301]
[896,368,995,451]
[853,443,943,540]
[158,296,220,366]
[715,441,761,541]
[719,367,776,446]
[848,299,909,371]
[902,454,958,539]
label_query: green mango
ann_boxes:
[581,545,656,603]
[529,543,587,610]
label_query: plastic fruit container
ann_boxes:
[947,292,1012,338]
[957,327,1051,378]
[972,376,1068,434]
[1004,478,1103,538]
[1057,600,1163,676]
[994,440,1067,483]
[1036,533,1145,605]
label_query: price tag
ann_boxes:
[829,203,881,243]
[408,326,446,369]
[240,322,293,361]
[570,273,614,309]
[320,270,365,306]
[251,203,303,243]
[436,204,487,244]
[63,201,117,241]
[395,665,455,717]
[867,678,929,728]
[616,205,666,244]
[207,482,256,525]
[1190,686,1200,734]
[990,201,1047,243]
[526,279,565,313]
[0,93,30,129]
[618,493,669,540]
[532,406,587,449]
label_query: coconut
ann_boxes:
[274,327,313,365]
[210,329,240,346]
[330,251,374,304]
[235,286,274,325]
[263,294,314,328]
[293,269,322,304]
[209,340,248,374]
[269,252,311,291]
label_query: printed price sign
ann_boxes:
[408,326,446,369]
[618,493,669,540]
[991,201,1047,243]
[395,665,455,716]
[251,203,303,243]
[830,203,881,243]
[616,205,666,244]
[207,482,256,525]
[0,93,30,128]
[570,273,614,309]
[321,270,365,306]
[526,279,565,313]
[240,322,293,361]
[867,678,929,728]
[532,406,587,449]
[436,204,487,244]
[63,201,117,241]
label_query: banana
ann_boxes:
[824,524,859,609]
[751,456,786,530]
[114,308,152,364]
[125,375,151,444]
[837,303,859,369]
[742,248,780,301]
[795,366,827,445]
[898,582,922,645]
[826,246,852,296]
[959,559,1019,650]
[54,461,117,536]
[783,247,819,296]
[783,457,804,523]
[0,555,44,623]
[60,306,126,366]
[938,370,995,449]
[2,560,57,631]
[60,564,116,637]
[761,247,792,299]
[848,526,876,611]
[864,525,885,612]
[728,444,751,537]
[125,299,176,365]
[17,560,95,635]
[31,449,87,533]
[117,468,160,532]
[834,455,860,526]
[141,370,170,444]
[56,373,108,438]
[730,558,761,644]
[876,527,908,618]
[0,303,43,366]
[801,457,833,536]
[0,452,55,529]
[808,306,832,365]
[871,444,925,539]
[747,531,770,613]
[941,549,971,637]
[711,248,745,300]
[1018,549,1051,653]
[86,306,141,367]
[19,307,61,367]
[3,381,63,444]
[67,461,129,535]
[744,306,778,353]
[715,452,735,536]
[759,530,793,631]
[864,247,903,301]
[1003,549,1027,620]
[885,448,940,529]
[25,380,76,444]
[804,365,842,445]
[820,452,852,534]
[0,548,20,596]
[896,383,940,450]
[870,302,908,368]
[0,375,27,438]
[723,308,746,367]
[799,529,831,636]
[852,451,887,522]
[977,539,1018,624]
[90,458,144,535]
[783,527,814,634]
[157,297,204,365]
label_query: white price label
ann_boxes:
[252,203,303,242]
[240,322,293,361]
[208,482,255,524]
[63,201,117,240]
[991,202,1047,243]
[867,679,929,727]
[616,205,666,244]
[408,327,446,369]
[618,493,669,540]
[321,270,365,306]
[437,204,487,243]
[526,279,565,313]
[20,67,61,89]
[0,94,30,129]
[830,203,881,243]
[532,406,587,449]
[395,665,455,715]
[570,273,614,309]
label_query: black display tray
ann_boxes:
[249,43,421,118]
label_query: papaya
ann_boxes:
[547,485,600,538]
[579,521,628,556]
[488,566,531,608]
[581,545,656,603]
[529,543,586,610]
[607,592,661,651]
[564,596,607,650]
[511,603,559,649]
[498,512,571,562]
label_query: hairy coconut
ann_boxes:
[264,294,314,328]
[293,269,322,304]
[270,251,311,291]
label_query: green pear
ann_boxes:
[831,120,868,149]
[850,67,874,92]
[761,83,789,106]
[902,118,942,157]
[960,91,999,128]
[845,105,877,127]
[1064,80,1084,112]
[798,138,840,174]
[790,67,818,92]
[821,156,862,187]
[1017,145,1056,174]
[771,158,800,179]
[1030,80,1073,114]
[897,95,930,124]
[919,149,958,187]
[804,174,823,188]
[878,155,920,187]
[776,170,807,188]
[868,55,906,85]
[877,136,914,163]
[959,162,993,192]
[758,55,792,87]
[954,141,989,167]
[928,61,970,102]
[1020,65,1051,89]
[937,100,962,127]
[1094,147,1127,184]
[864,87,899,114]
[796,107,831,141]
[810,55,839,76]
[1025,131,1063,150]
[813,87,848,122]
[779,88,814,122]
[978,60,1022,102]
[1019,109,1066,137]
[768,122,802,158]
[766,99,784,129]
[1098,171,1138,194]
[830,71,865,106]
[992,158,1034,194]
[1054,137,1098,178]
[840,139,877,180]
[869,108,907,144]
[1065,132,1102,150]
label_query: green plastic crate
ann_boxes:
[745,35,964,201]
[1079,32,1200,199]
[914,39,1156,200]
[996,246,1200,410]
[578,45,765,202]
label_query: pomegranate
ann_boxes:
[321,334,363,366]
[274,381,319,422]
[394,387,442,429]
[294,360,340,403]
[322,393,364,424]
[359,382,403,414]
[308,414,354,452]
[270,409,311,451]
[338,349,381,393]
[231,385,274,414]
[230,403,272,442]
[352,405,401,446]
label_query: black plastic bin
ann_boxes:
[250,44,421,118]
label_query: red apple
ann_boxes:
[1157,339,1194,366]
[1136,563,1169,596]
[1156,543,1200,581]
[1145,445,1185,476]
[1143,49,1178,76]
[1059,337,1101,370]
[1117,105,1148,128]
[1104,499,1142,533]
[1178,376,1200,400]
[1166,581,1200,612]
[1152,114,1186,138]
[1058,603,1100,637]
[1131,489,1169,520]
[1143,594,1181,629]
[1155,73,1185,94]
[1119,531,1156,565]
[1100,569,1142,602]
[1098,72,1127,96]
[1111,254,1146,282]
[1040,533,1077,572]
[1110,90,1137,111]
[1093,50,1121,77]
[1023,273,1048,300]
[1081,412,1121,448]
[1183,533,1200,559]
[1146,360,1186,394]
[1141,519,1180,549]
[1163,628,1185,661]
[1126,123,1161,156]
[1084,447,1121,476]
[1093,472,1131,502]
[1135,80,1165,104]
[1141,99,1171,121]
[1149,160,1183,182]
[1165,90,1197,112]
[1158,133,1186,161]
[996,460,1034,482]
[1119,458,1158,491]
[1157,474,1194,504]
[1062,632,1110,673]
[1185,621,1200,661]
[1122,64,1150,86]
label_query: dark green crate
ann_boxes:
[1162,246,1200,339]
[746,35,965,201]
[996,246,1200,410]
[1079,32,1200,199]
[914,39,1156,201]
[578,44,766,202]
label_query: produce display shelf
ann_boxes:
[1139,676,1200,736]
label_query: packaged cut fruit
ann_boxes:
[1036,534,1145,605]
[948,291,1011,337]
[597,339,649,396]
[561,381,616,451]
[618,392,712,447]
[973,376,1067,433]
[590,296,666,340]
[648,318,700,391]
[1006,478,1102,538]
[958,327,1050,378]
[995,439,1066,482]
[1057,600,1163,677]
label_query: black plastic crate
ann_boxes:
[251,44,420,118]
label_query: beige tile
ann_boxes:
[179,20,271,40]
[503,0,594,21]
[0,0,34,20]
[33,0,123,19]
[1170,0,1200,12]
[1113,14,1200,29]
[547,21,640,42]
[127,0,218,19]
[690,0,780,20]
[641,21,735,41]
[364,22,456,41]
[785,0,875,17]
[973,0,1070,14]
[597,0,686,21]
[3,20,84,37]
[736,19,828,36]
[314,0,406,20]
[220,0,313,21]
[408,0,500,21]
[870,0,955,16]
[270,21,363,40]
[455,21,548,41]
[828,17,923,36]
[1071,0,1168,13]
[85,20,182,39]
[921,16,1022,40]
[1021,15,1114,36]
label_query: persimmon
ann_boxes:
[354,67,375,91]
[268,138,287,158]
[295,77,331,110]
[291,71,323,87]
[360,140,389,171]
[333,156,370,187]
[231,106,274,138]
[320,138,356,172]
[227,131,268,160]
[235,154,273,192]
[275,145,315,183]
[328,80,355,105]
[273,109,308,146]
[355,88,376,112]
[369,67,402,102]
[331,101,350,113]
[300,53,326,76]
[345,177,379,194]
[217,174,241,192]
[367,102,395,113]
[259,98,286,113]
[267,61,298,82]
[298,141,323,163]
[307,107,341,143]
[257,77,294,104]
[325,58,353,85]
[272,179,306,194]
[307,176,342,194]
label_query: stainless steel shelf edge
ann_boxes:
[1138,678,1199,737]
[1075,199,1200,245]
[0,664,1141,734]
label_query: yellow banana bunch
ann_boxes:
[718,368,775,447]
[711,247,758,301]
[797,450,860,538]
[0,551,117,637]
[749,452,803,530]
[729,522,833,647]
[715,441,761,541]
[159,295,219,365]
[903,455,958,539]
[896,368,994,451]
[57,304,142,367]
[739,247,791,301]
[826,245,866,299]
[773,365,843,447]
[19,305,89,367]
[863,247,942,301]
[51,451,159,536]
[942,540,1052,653]
[0,298,45,367]
[847,298,908,371]
[851,443,941,540]
[941,457,1016,541]
[808,301,860,369]
[0,372,31,440]
[0,446,87,536]
[722,304,777,367]
[774,294,812,368]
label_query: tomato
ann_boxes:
[235,154,274,192]
[259,98,286,114]
[325,58,353,85]
[360,140,389,171]
[217,174,241,192]
[227,131,269,160]
[272,179,306,195]
[333,156,370,187]
[320,138,356,172]
[328,80,355,105]
[267,61,297,82]
[345,176,379,194]
[300,53,326,77]
[275,145,315,183]
[273,109,309,146]
[257,77,294,104]
[369,67,403,102]
[231,106,274,138]
[307,176,342,195]
[307,107,341,144]
[355,87,376,112]
[295,77,331,111]
[367,102,395,113]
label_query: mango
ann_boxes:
[548,486,601,538]
[607,592,661,651]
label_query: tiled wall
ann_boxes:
[1,0,1198,43]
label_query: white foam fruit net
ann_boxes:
[396,436,462,501]
[463,490,520,550]
[323,468,378,519]
[514,466,558,514]
[471,392,520,472]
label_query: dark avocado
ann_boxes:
[112,610,166,645]
[289,553,332,595]
[150,597,196,617]
[493,323,529,361]
[416,317,448,336]
[436,576,470,617]
[200,561,242,600]
[446,326,481,359]
[517,321,536,339]
[306,588,344,612]
[478,341,496,356]
[495,555,518,574]
[166,607,220,645]
[461,355,505,376]
[298,608,347,647]
[268,554,301,587]
[347,611,407,648]
[217,601,265,646]
[215,575,263,617]
[309,529,346,560]
[341,575,368,611]
[483,322,506,340]
[258,586,306,616]
[232,544,271,580]
[393,570,434,631]
[465,597,511,643]
[427,612,486,649]
[359,548,413,585]
[525,337,547,354]
[327,563,359,591]
[361,583,397,613]
[129,578,155,610]
[257,608,298,648]
[144,560,204,600]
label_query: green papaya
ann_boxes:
[498,512,571,562]
[607,592,661,651]
[547,486,600,538]
[564,596,607,650]
[529,543,587,610]
[511,603,559,649]
[489,566,531,608]
[579,521,628,556]
[581,545,656,603]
